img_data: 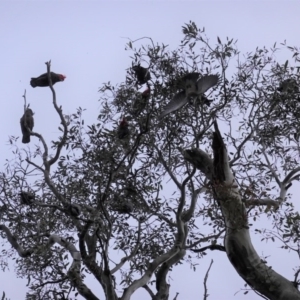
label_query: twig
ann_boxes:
[111,219,142,274]
[261,143,281,187]
[22,89,27,111]
[203,259,213,300]
[155,145,181,189]
[45,61,68,167]
[191,244,225,253]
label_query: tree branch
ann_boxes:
[203,259,214,300]
[45,61,68,167]
[46,234,99,300]
[111,219,142,274]
[191,244,225,253]
[0,224,33,257]
[155,146,182,189]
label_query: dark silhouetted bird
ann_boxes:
[274,78,300,104]
[117,201,133,214]
[141,84,151,99]
[159,73,219,119]
[19,192,35,205]
[117,118,129,139]
[20,108,34,143]
[131,83,151,115]
[67,204,81,217]
[277,78,299,93]
[30,72,66,87]
[132,65,151,85]
[112,196,133,214]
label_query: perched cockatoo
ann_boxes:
[20,108,34,143]
[132,65,151,85]
[30,72,66,87]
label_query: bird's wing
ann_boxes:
[29,116,34,130]
[182,72,200,83]
[196,75,219,94]
[177,73,199,91]
[20,116,26,134]
[158,91,187,119]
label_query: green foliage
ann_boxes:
[1,22,300,298]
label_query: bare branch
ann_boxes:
[191,244,225,253]
[283,167,300,185]
[155,146,182,189]
[22,89,27,111]
[230,130,254,166]
[142,285,155,298]
[123,246,182,300]
[111,219,142,274]
[173,292,179,300]
[203,259,214,300]
[182,187,206,222]
[155,249,186,298]
[261,143,281,187]
[45,61,68,167]
[183,148,213,179]
[46,234,99,300]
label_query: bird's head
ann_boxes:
[59,74,66,81]
[120,118,128,127]
[26,108,34,116]
[132,65,140,71]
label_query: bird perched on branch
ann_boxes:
[277,78,298,93]
[131,83,151,115]
[67,204,81,217]
[114,200,133,214]
[141,83,151,99]
[30,72,66,87]
[19,192,35,205]
[159,73,219,119]
[117,117,130,139]
[20,108,34,143]
[112,195,133,214]
[132,65,151,85]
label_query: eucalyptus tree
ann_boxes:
[1,22,300,300]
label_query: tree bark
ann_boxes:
[184,121,300,300]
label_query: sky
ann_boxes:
[1,1,300,299]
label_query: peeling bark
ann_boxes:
[183,121,300,300]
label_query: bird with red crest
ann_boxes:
[131,83,151,116]
[117,117,130,140]
[30,72,66,88]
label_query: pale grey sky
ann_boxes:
[1,1,300,299]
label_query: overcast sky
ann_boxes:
[1,1,300,299]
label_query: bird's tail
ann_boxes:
[30,78,37,88]
[22,135,30,143]
[203,98,213,106]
